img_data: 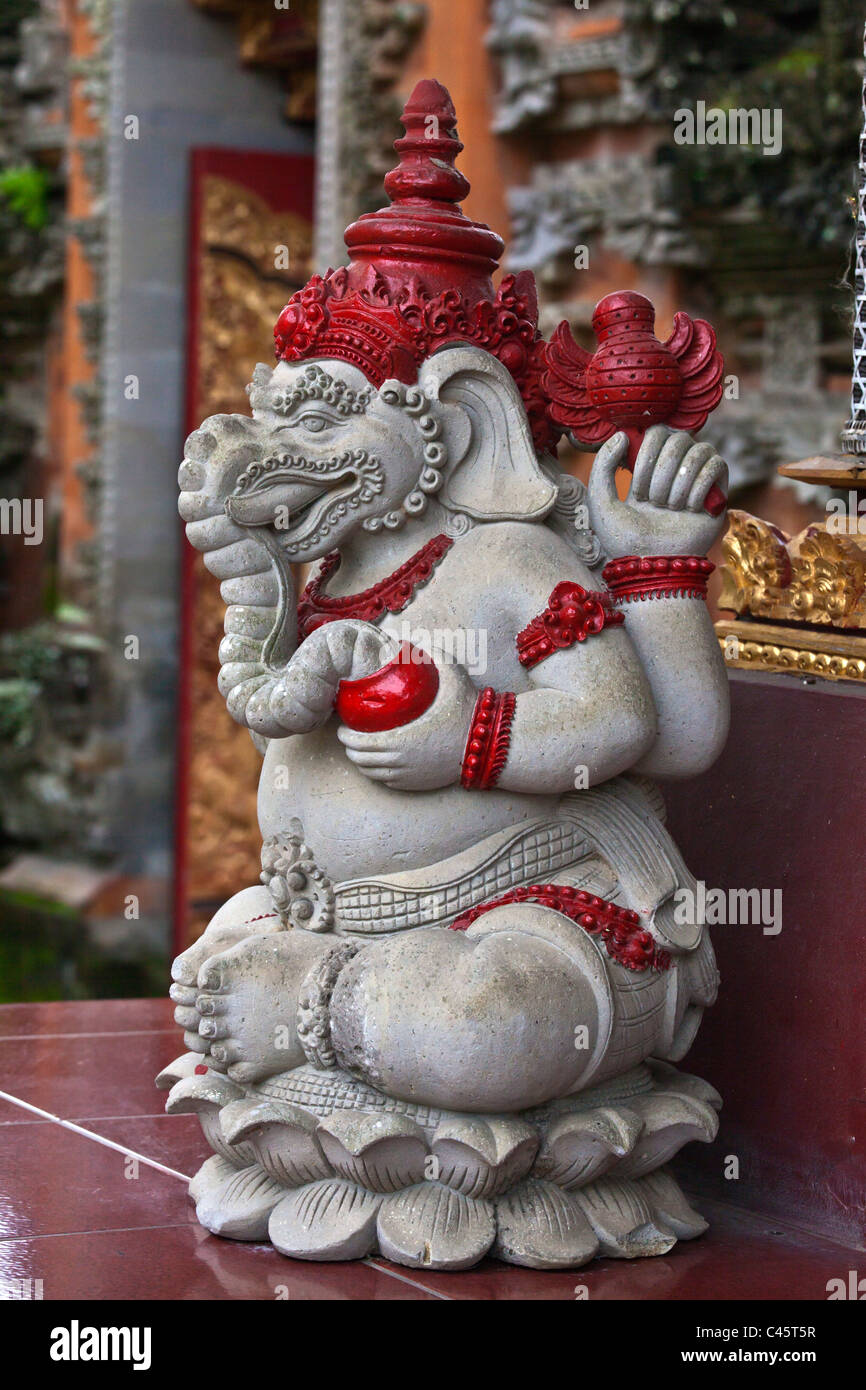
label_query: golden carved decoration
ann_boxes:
[184,172,312,942]
[202,176,313,281]
[718,509,866,628]
[186,551,269,940]
[237,2,317,67]
[198,179,312,420]
[716,619,866,684]
[189,0,318,122]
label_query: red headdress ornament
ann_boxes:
[274,80,556,453]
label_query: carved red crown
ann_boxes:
[274,79,556,453]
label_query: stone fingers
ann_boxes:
[686,453,728,513]
[630,424,675,501]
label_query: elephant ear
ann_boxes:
[418,344,557,522]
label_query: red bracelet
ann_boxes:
[516,581,624,669]
[461,688,516,790]
[602,555,714,604]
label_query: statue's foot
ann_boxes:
[170,886,281,1053]
[195,929,332,1083]
[163,1056,719,1270]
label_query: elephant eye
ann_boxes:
[298,412,334,434]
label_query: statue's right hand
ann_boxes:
[588,426,727,561]
[259,620,400,736]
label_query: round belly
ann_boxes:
[258,722,558,883]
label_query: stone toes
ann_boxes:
[198,1017,230,1041]
[208,1044,232,1071]
[172,942,212,988]
[197,963,225,993]
[195,992,226,1018]
[174,1005,200,1031]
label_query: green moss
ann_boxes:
[0,165,50,231]
[628,0,862,252]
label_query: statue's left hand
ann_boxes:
[336,644,479,790]
[588,425,728,560]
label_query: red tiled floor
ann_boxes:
[82,1113,212,1179]
[0,998,175,1038]
[0,1029,183,1121]
[0,1225,441,1300]
[0,1093,29,1124]
[0,1119,196,1242]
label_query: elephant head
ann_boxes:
[178,344,557,738]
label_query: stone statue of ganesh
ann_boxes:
[157,81,730,1271]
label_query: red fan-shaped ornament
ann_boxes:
[543,291,727,516]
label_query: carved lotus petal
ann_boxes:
[573,1176,677,1258]
[219,1098,332,1187]
[639,1169,708,1240]
[190,1154,287,1240]
[165,1073,254,1168]
[165,1071,245,1114]
[531,1105,643,1190]
[376,1182,496,1271]
[269,1179,382,1261]
[155,1052,206,1091]
[612,1091,719,1180]
[493,1179,599,1270]
[430,1115,538,1198]
[648,1059,723,1111]
[316,1111,427,1193]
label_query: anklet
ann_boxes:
[297,940,361,1070]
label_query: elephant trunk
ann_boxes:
[180,422,299,739]
[179,421,396,740]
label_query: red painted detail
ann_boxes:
[461,687,516,790]
[517,581,624,668]
[449,884,671,973]
[297,534,452,641]
[603,554,715,604]
[194,1065,208,1075]
[273,81,555,454]
[542,291,727,514]
[336,643,440,732]
[241,913,280,927]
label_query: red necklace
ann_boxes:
[297,533,453,640]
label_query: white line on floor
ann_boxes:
[364,1258,453,1300]
[0,1030,177,1042]
[0,1088,191,1183]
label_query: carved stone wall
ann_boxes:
[315,0,427,270]
[0,0,67,626]
[485,0,863,492]
[487,0,647,134]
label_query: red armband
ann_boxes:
[602,555,714,604]
[461,687,516,790]
[516,581,624,668]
